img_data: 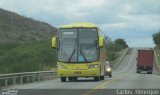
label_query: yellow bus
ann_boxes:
[52,22,109,82]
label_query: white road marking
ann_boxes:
[27,81,55,89]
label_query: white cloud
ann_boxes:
[101,23,128,31]
[128,37,155,47]
[0,0,159,47]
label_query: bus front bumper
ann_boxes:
[58,68,100,77]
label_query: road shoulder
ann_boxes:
[153,48,160,73]
[111,48,129,70]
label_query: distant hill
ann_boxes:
[0,8,57,43]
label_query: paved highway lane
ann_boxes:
[105,48,160,89]
[8,49,134,90]
[6,48,160,95]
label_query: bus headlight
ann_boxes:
[106,68,111,72]
[89,64,98,68]
[58,65,66,69]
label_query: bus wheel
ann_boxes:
[73,77,78,81]
[61,77,66,82]
[100,76,104,80]
[94,76,100,81]
[68,77,73,81]
[109,74,112,77]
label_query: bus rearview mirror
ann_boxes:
[52,37,57,48]
[99,36,104,48]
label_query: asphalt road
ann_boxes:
[6,48,160,95]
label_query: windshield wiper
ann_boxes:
[68,48,76,63]
[79,48,88,62]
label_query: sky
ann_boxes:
[0,0,160,47]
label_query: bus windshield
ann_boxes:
[58,28,98,63]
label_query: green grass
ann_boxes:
[157,54,160,64]
[155,47,160,64]
[0,41,56,74]
[106,42,126,61]
[158,58,160,64]
[0,40,127,74]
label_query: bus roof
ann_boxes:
[60,22,98,28]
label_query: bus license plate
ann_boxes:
[74,71,81,74]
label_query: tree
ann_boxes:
[152,31,160,47]
[106,41,116,61]
[115,38,128,49]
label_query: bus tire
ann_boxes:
[100,76,104,80]
[73,77,78,81]
[61,77,66,82]
[109,74,112,77]
[68,77,73,81]
[94,76,100,81]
